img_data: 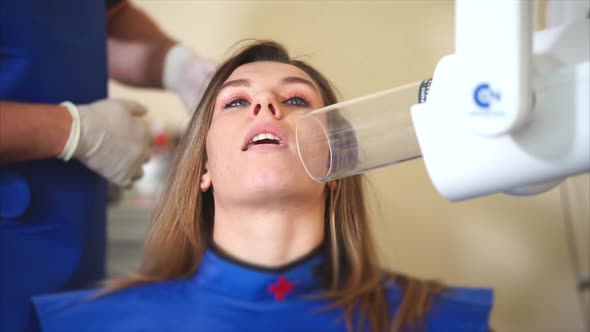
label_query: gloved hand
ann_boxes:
[58,99,151,188]
[163,44,216,113]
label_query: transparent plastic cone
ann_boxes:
[296,81,423,182]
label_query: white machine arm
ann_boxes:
[295,0,589,202]
[410,0,590,201]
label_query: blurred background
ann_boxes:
[106,1,589,331]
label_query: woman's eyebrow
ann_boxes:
[281,76,319,93]
[219,76,318,93]
[220,78,250,91]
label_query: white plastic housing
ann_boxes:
[456,0,533,136]
[411,20,590,201]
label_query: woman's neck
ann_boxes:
[212,202,325,268]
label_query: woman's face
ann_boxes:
[202,61,328,206]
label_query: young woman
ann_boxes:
[32,40,492,332]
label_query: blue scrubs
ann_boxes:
[0,1,116,331]
[32,248,493,332]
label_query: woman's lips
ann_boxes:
[242,122,289,151]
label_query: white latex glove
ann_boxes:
[58,99,151,188]
[163,45,216,113]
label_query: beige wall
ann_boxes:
[111,1,589,331]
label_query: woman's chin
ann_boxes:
[239,171,320,198]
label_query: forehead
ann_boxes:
[225,61,315,85]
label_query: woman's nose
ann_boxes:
[251,93,282,119]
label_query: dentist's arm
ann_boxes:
[0,102,70,162]
[106,0,175,88]
[107,0,216,111]
[0,100,150,188]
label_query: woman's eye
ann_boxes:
[224,99,250,109]
[284,97,309,107]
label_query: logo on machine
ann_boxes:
[470,83,505,117]
[473,83,501,109]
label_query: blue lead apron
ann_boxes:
[1,1,109,331]
[31,248,493,332]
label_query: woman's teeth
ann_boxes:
[248,133,283,148]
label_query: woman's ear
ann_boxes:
[200,162,212,192]
[326,180,337,190]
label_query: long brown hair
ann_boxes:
[108,40,443,332]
